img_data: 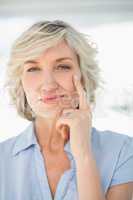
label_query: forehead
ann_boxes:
[36,40,78,63]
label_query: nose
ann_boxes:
[40,70,58,92]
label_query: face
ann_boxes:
[21,40,82,118]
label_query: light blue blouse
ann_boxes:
[0,122,133,200]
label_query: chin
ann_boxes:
[34,106,61,118]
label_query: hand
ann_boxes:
[56,74,92,158]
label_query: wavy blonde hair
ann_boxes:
[6,20,102,121]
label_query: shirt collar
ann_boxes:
[12,122,72,156]
[12,122,38,156]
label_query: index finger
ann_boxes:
[73,74,88,109]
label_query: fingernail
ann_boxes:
[74,75,79,81]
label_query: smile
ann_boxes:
[42,95,66,103]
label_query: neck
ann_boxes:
[34,115,66,153]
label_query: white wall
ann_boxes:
[0,1,133,141]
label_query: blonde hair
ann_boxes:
[6,20,102,121]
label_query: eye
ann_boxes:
[27,67,41,72]
[56,65,71,70]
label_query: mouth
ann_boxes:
[42,95,66,103]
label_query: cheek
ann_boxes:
[21,75,38,95]
[21,77,38,108]
[58,70,81,91]
[58,74,74,91]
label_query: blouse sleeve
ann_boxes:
[110,136,133,186]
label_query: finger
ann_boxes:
[56,119,69,135]
[73,74,88,109]
[52,107,64,131]
[62,108,75,115]
[61,126,70,141]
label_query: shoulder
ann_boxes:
[91,127,133,155]
[0,123,36,159]
[92,127,133,192]
[0,132,23,159]
[0,123,32,159]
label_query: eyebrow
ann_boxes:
[24,57,73,65]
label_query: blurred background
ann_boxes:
[0,0,133,141]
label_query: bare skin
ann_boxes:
[22,40,81,152]
[21,40,133,200]
[21,40,80,197]
[41,148,71,198]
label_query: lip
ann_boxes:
[44,95,58,100]
[42,95,65,102]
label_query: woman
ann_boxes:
[1,20,133,200]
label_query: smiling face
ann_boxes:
[21,40,82,118]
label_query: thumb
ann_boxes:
[60,125,70,141]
